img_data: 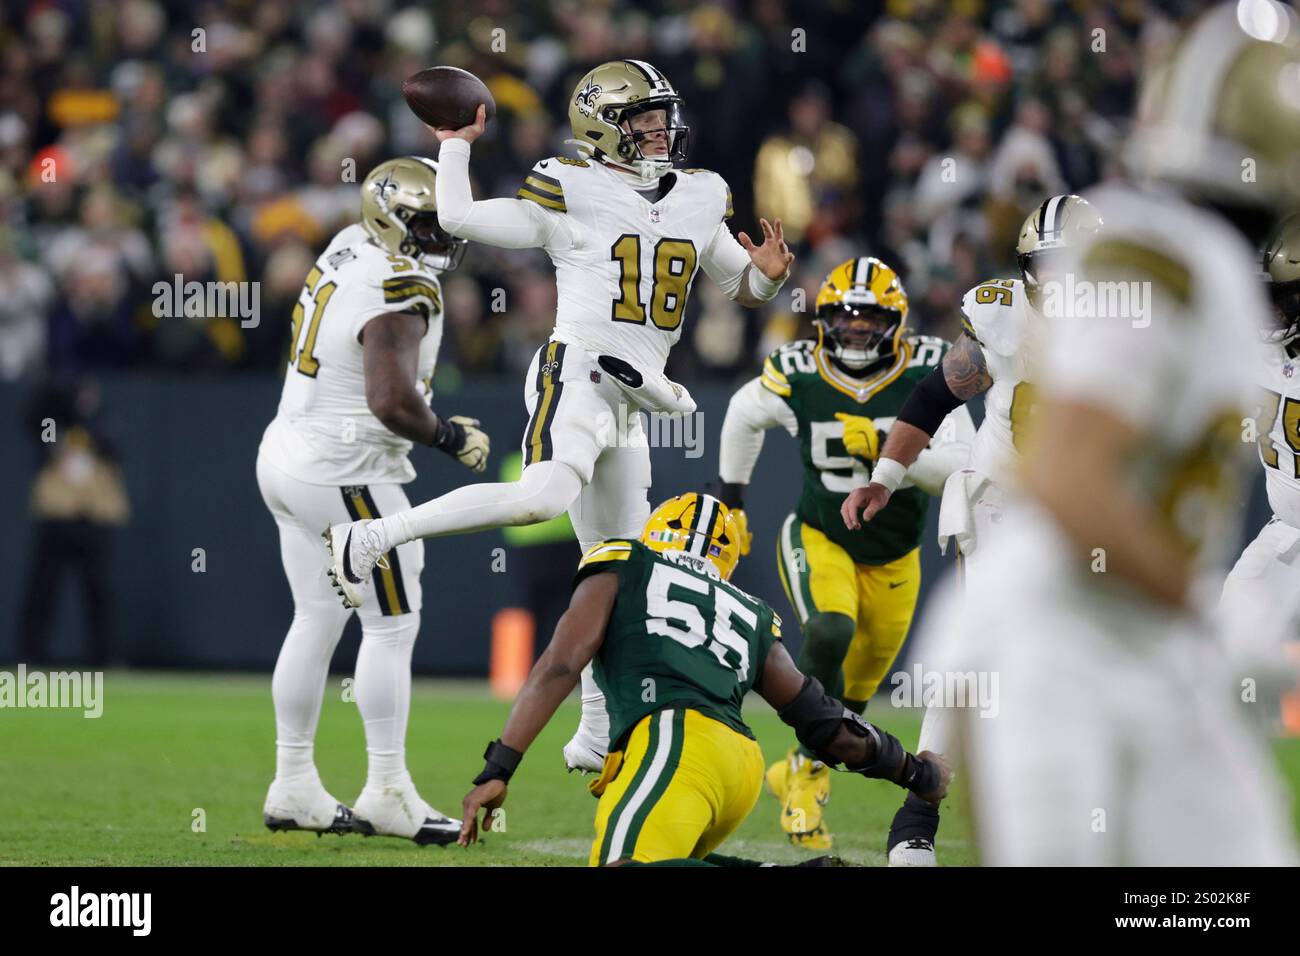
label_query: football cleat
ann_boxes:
[263,779,354,835]
[888,837,937,867]
[351,784,461,847]
[563,730,607,774]
[766,747,832,850]
[323,519,391,609]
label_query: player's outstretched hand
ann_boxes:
[841,482,891,530]
[458,779,507,847]
[738,217,794,281]
[912,750,952,804]
[434,103,487,145]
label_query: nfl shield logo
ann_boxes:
[1285,361,1295,378]
[649,208,661,223]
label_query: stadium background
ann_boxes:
[0,0,1273,675]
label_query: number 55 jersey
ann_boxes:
[574,538,781,751]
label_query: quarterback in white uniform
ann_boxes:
[854,5,1300,864]
[257,157,489,844]
[1219,214,1300,716]
[325,59,793,771]
[840,193,1101,865]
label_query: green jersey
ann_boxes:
[573,540,782,750]
[760,334,949,564]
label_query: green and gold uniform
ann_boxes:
[763,333,948,702]
[574,539,781,865]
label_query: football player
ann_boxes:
[256,157,489,844]
[840,195,1100,865]
[1219,214,1300,712]
[456,493,950,865]
[712,256,972,850]
[324,60,793,772]
[867,5,1300,864]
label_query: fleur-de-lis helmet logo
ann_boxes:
[370,171,398,213]
[575,79,603,117]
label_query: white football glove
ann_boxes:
[435,415,491,473]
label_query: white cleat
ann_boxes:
[323,519,390,609]
[563,730,607,774]
[351,784,461,847]
[888,837,937,867]
[263,779,353,835]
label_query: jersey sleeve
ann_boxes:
[347,260,442,343]
[960,280,1022,357]
[516,162,568,214]
[719,375,798,485]
[572,539,637,589]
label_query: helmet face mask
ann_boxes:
[1263,214,1300,348]
[1265,280,1300,346]
[816,303,902,371]
[404,210,467,271]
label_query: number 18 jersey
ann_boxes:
[575,540,781,750]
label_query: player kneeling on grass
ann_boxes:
[457,493,950,865]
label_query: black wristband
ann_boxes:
[432,415,466,453]
[706,477,746,510]
[898,752,942,799]
[472,739,524,785]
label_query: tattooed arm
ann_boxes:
[843,332,991,529]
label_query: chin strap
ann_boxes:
[564,139,669,187]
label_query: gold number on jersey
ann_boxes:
[1259,389,1300,478]
[386,254,414,272]
[609,234,698,331]
[974,280,1014,306]
[289,265,336,378]
[1008,381,1038,451]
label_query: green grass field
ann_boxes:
[3,671,1299,867]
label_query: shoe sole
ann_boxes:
[351,815,459,847]
[264,803,354,836]
[322,526,363,609]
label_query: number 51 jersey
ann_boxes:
[260,223,445,486]
[574,539,781,751]
[517,157,734,374]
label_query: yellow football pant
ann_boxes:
[589,708,764,866]
[777,516,921,701]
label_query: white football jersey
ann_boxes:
[1042,183,1262,570]
[1254,343,1300,528]
[259,223,444,485]
[960,277,1039,488]
[517,156,733,372]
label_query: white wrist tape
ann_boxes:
[747,266,784,301]
[870,458,908,493]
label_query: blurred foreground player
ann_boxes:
[861,6,1300,864]
[257,157,487,843]
[458,493,949,865]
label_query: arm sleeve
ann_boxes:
[719,376,798,484]
[700,221,785,303]
[906,404,975,495]
[434,140,578,251]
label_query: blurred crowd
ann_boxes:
[0,0,1207,386]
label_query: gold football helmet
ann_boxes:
[1263,213,1300,347]
[567,60,688,184]
[360,157,467,271]
[1126,2,1300,212]
[640,493,742,581]
[1016,194,1102,310]
[813,257,909,372]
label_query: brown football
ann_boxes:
[402,66,497,130]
